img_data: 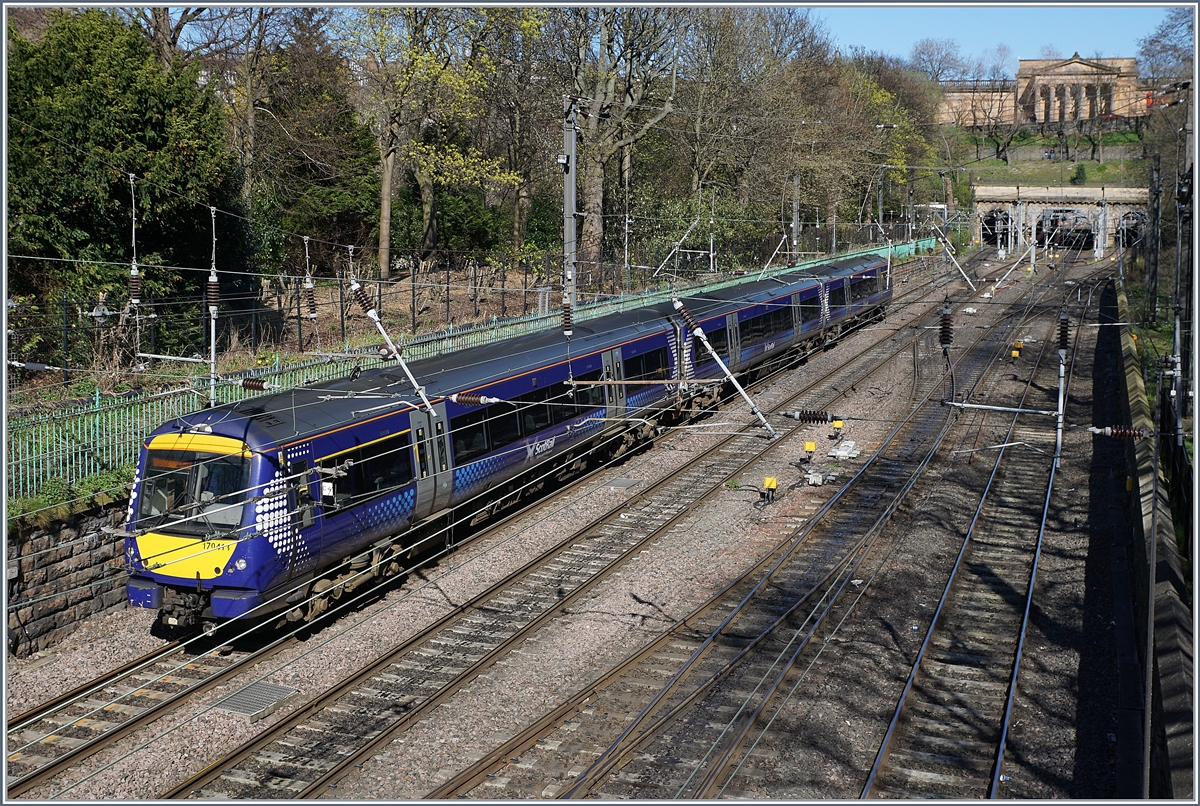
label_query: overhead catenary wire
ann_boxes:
[31,282,931,794]
[22,405,696,790]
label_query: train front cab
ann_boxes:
[125,431,308,627]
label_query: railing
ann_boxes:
[6,240,935,501]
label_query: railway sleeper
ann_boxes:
[890,747,994,771]
[887,765,991,789]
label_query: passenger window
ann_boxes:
[451,408,489,462]
[518,388,552,436]
[318,433,413,510]
[799,294,821,324]
[358,434,414,496]
[829,284,846,310]
[572,369,605,410]
[626,346,669,381]
[489,407,522,450]
[546,382,573,425]
[694,326,728,363]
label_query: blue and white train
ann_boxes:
[124,253,891,629]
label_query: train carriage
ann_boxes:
[125,254,891,631]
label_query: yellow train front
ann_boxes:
[124,421,332,630]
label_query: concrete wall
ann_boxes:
[6,501,129,658]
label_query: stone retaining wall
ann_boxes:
[6,501,128,658]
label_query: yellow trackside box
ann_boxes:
[804,441,817,453]
[763,477,777,490]
[832,420,844,429]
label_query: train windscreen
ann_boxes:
[137,450,249,535]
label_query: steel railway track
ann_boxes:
[860,280,1095,799]
[5,637,293,798]
[160,267,958,799]
[426,258,1085,800]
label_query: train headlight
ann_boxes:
[234,558,247,571]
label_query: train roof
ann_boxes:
[158,256,887,449]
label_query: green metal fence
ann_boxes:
[6,240,934,501]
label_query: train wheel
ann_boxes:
[306,578,333,621]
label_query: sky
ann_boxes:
[811,4,1179,66]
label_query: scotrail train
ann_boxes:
[124,253,891,631]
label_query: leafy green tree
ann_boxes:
[253,9,379,276]
[338,8,516,277]
[8,9,238,305]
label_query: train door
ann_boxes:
[725,312,742,370]
[601,349,626,418]
[288,454,322,579]
[410,402,453,521]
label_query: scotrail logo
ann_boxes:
[526,436,555,460]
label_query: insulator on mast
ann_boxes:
[129,266,141,306]
[939,301,953,349]
[239,377,272,391]
[1088,425,1145,439]
[351,279,374,317]
[206,271,220,312]
[305,277,318,320]
[449,392,503,407]
[671,297,701,334]
[1058,312,1070,354]
[788,409,838,423]
[378,344,402,360]
[562,301,573,338]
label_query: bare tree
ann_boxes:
[909,37,965,83]
[553,7,687,274]
[124,7,208,67]
[673,7,829,200]
[1138,6,1194,81]
[7,7,55,43]
[965,43,1016,81]
[195,9,290,205]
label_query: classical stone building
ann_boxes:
[937,54,1145,126]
